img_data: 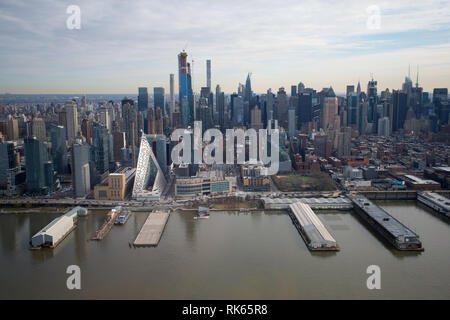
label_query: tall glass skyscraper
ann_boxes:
[138,87,149,113]
[24,136,53,194]
[50,125,68,175]
[178,51,189,127]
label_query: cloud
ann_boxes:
[0,0,449,93]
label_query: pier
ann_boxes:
[288,202,339,251]
[349,194,423,251]
[134,211,170,246]
[92,206,121,240]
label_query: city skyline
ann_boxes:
[1,0,450,94]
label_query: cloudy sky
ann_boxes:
[0,0,449,94]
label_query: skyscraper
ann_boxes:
[206,59,211,89]
[138,87,149,113]
[154,87,165,113]
[0,142,16,189]
[24,137,53,194]
[298,93,312,129]
[291,85,297,97]
[178,51,189,126]
[169,74,175,121]
[216,85,225,130]
[92,123,110,174]
[245,73,252,103]
[65,100,78,143]
[72,140,91,198]
[50,125,68,175]
[121,97,138,148]
[276,87,288,129]
[367,78,378,125]
[31,117,46,141]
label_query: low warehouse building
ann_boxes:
[31,206,87,248]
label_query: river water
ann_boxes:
[0,201,449,299]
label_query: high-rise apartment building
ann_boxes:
[65,100,78,143]
[206,59,211,89]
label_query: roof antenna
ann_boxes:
[416,65,419,88]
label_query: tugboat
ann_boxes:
[114,209,132,225]
[194,206,210,219]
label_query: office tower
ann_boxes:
[232,95,244,125]
[31,117,46,141]
[99,105,111,131]
[402,74,413,104]
[298,82,305,94]
[245,73,252,103]
[81,95,87,110]
[367,78,378,124]
[251,105,263,130]
[435,99,450,127]
[392,90,408,132]
[113,131,126,162]
[155,106,164,134]
[121,97,138,148]
[92,123,110,174]
[216,85,225,130]
[346,85,355,97]
[291,85,297,97]
[206,59,211,89]
[298,93,312,129]
[81,118,93,145]
[288,108,296,137]
[24,137,52,194]
[138,87,149,114]
[154,87,165,112]
[65,100,78,143]
[50,125,68,175]
[7,116,19,141]
[378,117,390,136]
[263,89,275,126]
[170,74,175,121]
[347,92,358,127]
[320,88,339,132]
[0,142,16,189]
[72,140,91,198]
[148,107,155,134]
[337,127,351,158]
[433,88,448,103]
[276,87,288,129]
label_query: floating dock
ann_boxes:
[288,202,339,251]
[92,206,121,240]
[349,195,423,251]
[417,191,450,218]
[133,211,170,246]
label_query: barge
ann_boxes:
[349,195,423,251]
[417,191,450,218]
